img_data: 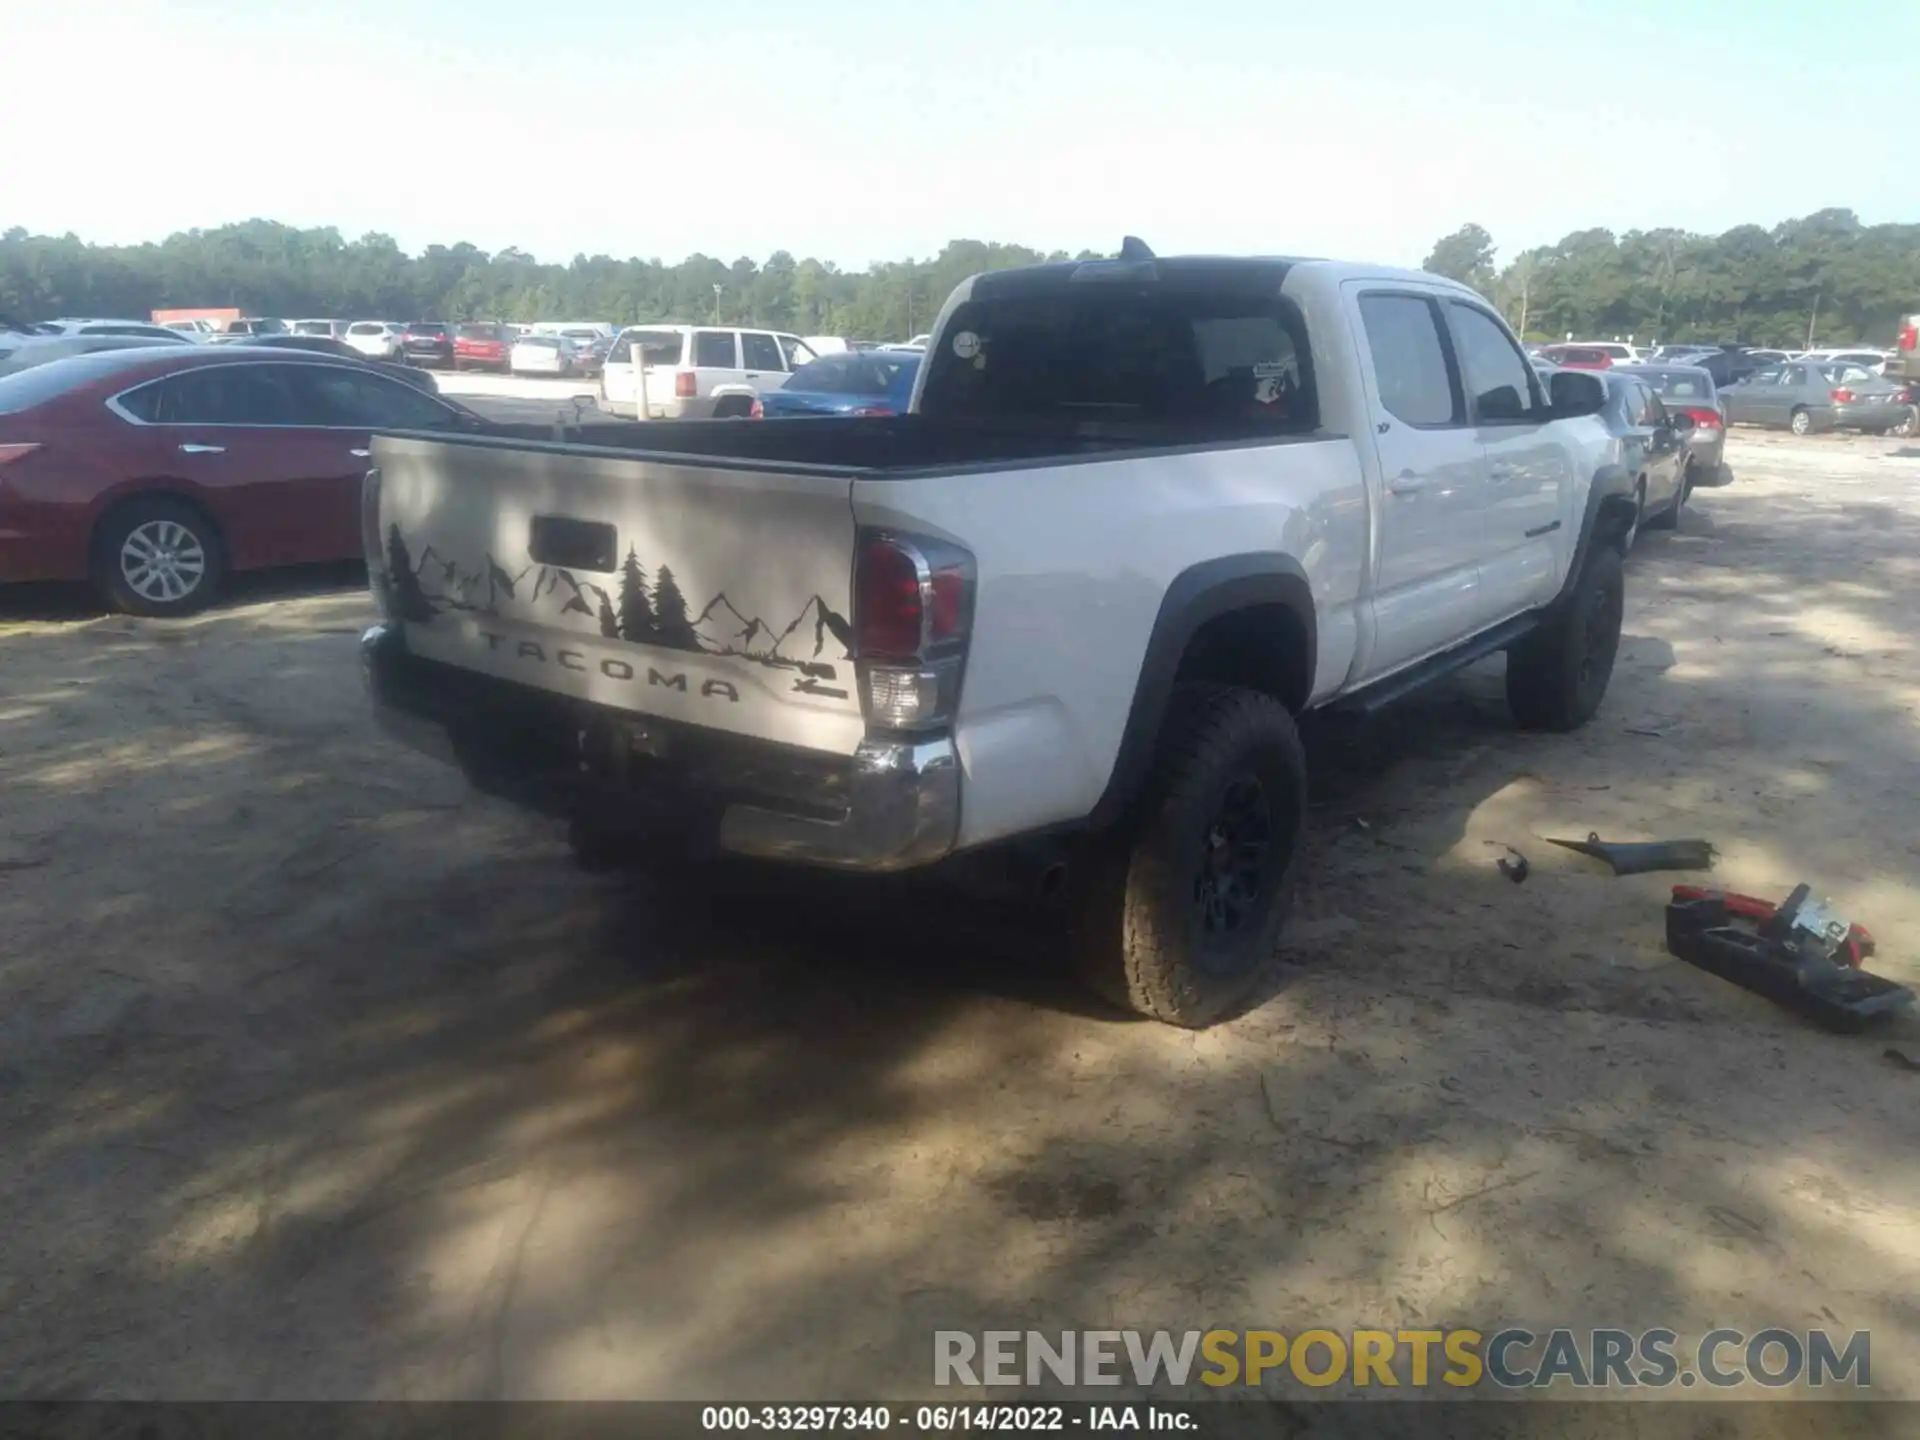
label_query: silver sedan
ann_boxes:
[1613,364,1728,483]
[1724,361,1916,436]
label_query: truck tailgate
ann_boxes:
[369,434,866,756]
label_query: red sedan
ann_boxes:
[453,322,514,372]
[0,346,482,616]
[1537,344,1615,371]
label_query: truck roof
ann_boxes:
[959,254,1482,303]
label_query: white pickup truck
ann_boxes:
[360,242,1634,1027]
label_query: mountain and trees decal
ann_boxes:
[384,525,854,697]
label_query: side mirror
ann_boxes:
[1548,369,1606,418]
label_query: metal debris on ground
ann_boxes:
[1495,847,1530,884]
[1666,884,1914,1033]
[1547,833,1716,876]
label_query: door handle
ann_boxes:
[349,448,371,458]
[177,443,225,454]
[1388,469,1430,494]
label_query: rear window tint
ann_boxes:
[917,288,1316,430]
[458,324,504,340]
[610,329,684,365]
[0,350,163,411]
[1637,369,1716,400]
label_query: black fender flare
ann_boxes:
[1087,553,1316,831]
[1555,463,1638,605]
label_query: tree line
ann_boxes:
[1423,210,1917,347]
[0,221,1100,341]
[3,211,1912,345]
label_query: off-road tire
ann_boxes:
[1069,683,1307,1028]
[1505,543,1625,732]
[91,496,228,618]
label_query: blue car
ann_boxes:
[759,351,920,418]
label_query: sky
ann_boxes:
[7,0,1908,273]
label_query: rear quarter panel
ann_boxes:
[854,440,1368,847]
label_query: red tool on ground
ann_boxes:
[1670,885,1875,968]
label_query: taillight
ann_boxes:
[1899,325,1916,353]
[1683,407,1722,429]
[748,398,764,419]
[362,466,395,619]
[674,372,697,398]
[1830,388,1855,404]
[852,532,975,732]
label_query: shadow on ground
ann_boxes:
[1,444,1918,1429]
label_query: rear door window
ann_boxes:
[1357,293,1459,428]
[741,332,785,371]
[693,330,739,369]
[136,363,300,425]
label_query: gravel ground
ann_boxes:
[2,432,1918,1417]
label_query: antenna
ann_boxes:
[1118,236,1155,262]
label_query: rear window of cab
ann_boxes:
[916,288,1316,432]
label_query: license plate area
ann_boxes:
[578,714,672,788]
[529,515,616,572]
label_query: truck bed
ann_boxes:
[475,413,1327,478]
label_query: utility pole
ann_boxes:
[712,283,723,323]
[1516,262,1529,340]
[1805,290,1820,350]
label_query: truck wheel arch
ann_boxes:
[1566,463,1639,584]
[1088,554,1316,831]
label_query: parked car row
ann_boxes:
[1533,349,1916,493]
[1532,338,1899,390]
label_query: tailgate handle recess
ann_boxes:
[529,516,618,573]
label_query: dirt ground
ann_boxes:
[3,433,1919,1416]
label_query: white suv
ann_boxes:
[344,321,406,360]
[598,325,817,420]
